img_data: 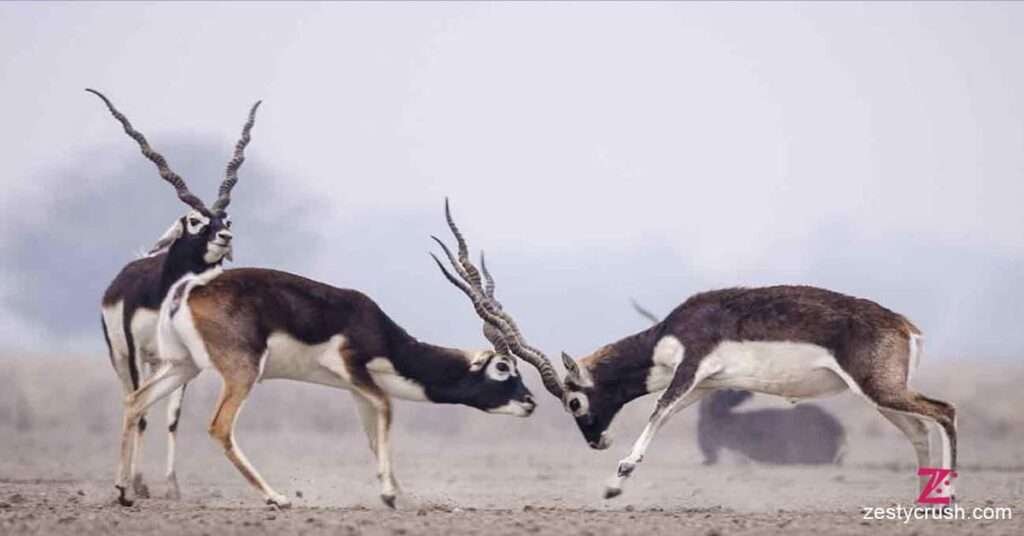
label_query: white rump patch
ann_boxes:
[907,334,923,386]
[646,335,684,392]
[698,340,850,400]
[156,267,224,370]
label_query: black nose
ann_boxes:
[216,231,233,242]
[523,394,535,406]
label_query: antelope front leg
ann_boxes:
[605,387,708,499]
[352,391,398,508]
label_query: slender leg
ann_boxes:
[834,354,957,502]
[132,362,151,498]
[351,390,398,508]
[351,392,378,453]
[116,362,198,506]
[878,408,931,491]
[208,374,290,508]
[110,348,150,499]
[165,383,187,499]
[605,386,709,499]
[875,394,957,501]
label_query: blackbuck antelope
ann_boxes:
[631,301,846,466]
[551,287,955,501]
[92,89,261,500]
[114,201,557,509]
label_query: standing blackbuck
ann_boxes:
[92,89,261,500]
[527,287,953,501]
[115,201,559,509]
[630,301,846,466]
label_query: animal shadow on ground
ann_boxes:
[697,390,846,465]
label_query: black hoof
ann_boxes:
[604,487,622,500]
[381,494,396,509]
[617,462,636,478]
[116,486,134,507]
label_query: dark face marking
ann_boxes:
[178,212,233,265]
[428,353,536,415]
[562,338,662,449]
[564,380,626,449]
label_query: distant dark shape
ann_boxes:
[630,300,846,465]
[697,389,845,465]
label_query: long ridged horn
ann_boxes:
[86,88,207,213]
[430,200,564,399]
[212,100,262,213]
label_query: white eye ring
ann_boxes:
[566,392,589,416]
[487,358,513,381]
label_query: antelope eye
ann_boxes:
[189,218,201,226]
[495,361,510,373]
[224,220,232,228]
[569,398,581,412]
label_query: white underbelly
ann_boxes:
[700,340,849,399]
[261,333,354,388]
[258,332,429,401]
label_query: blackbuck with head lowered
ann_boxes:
[542,287,955,501]
[92,89,261,500]
[114,202,556,508]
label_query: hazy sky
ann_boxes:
[2,2,1023,362]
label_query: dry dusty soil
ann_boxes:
[1,356,1021,535]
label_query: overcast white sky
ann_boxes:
[2,2,1022,361]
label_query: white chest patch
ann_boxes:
[646,335,684,392]
[367,357,428,401]
[698,340,849,399]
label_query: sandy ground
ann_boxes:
[0,355,1021,535]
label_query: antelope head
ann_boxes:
[429,199,567,417]
[87,89,261,266]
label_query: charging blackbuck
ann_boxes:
[519,287,954,501]
[630,301,846,466]
[92,89,261,500]
[114,201,560,508]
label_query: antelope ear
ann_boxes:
[469,350,493,372]
[146,219,184,255]
[561,352,580,379]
